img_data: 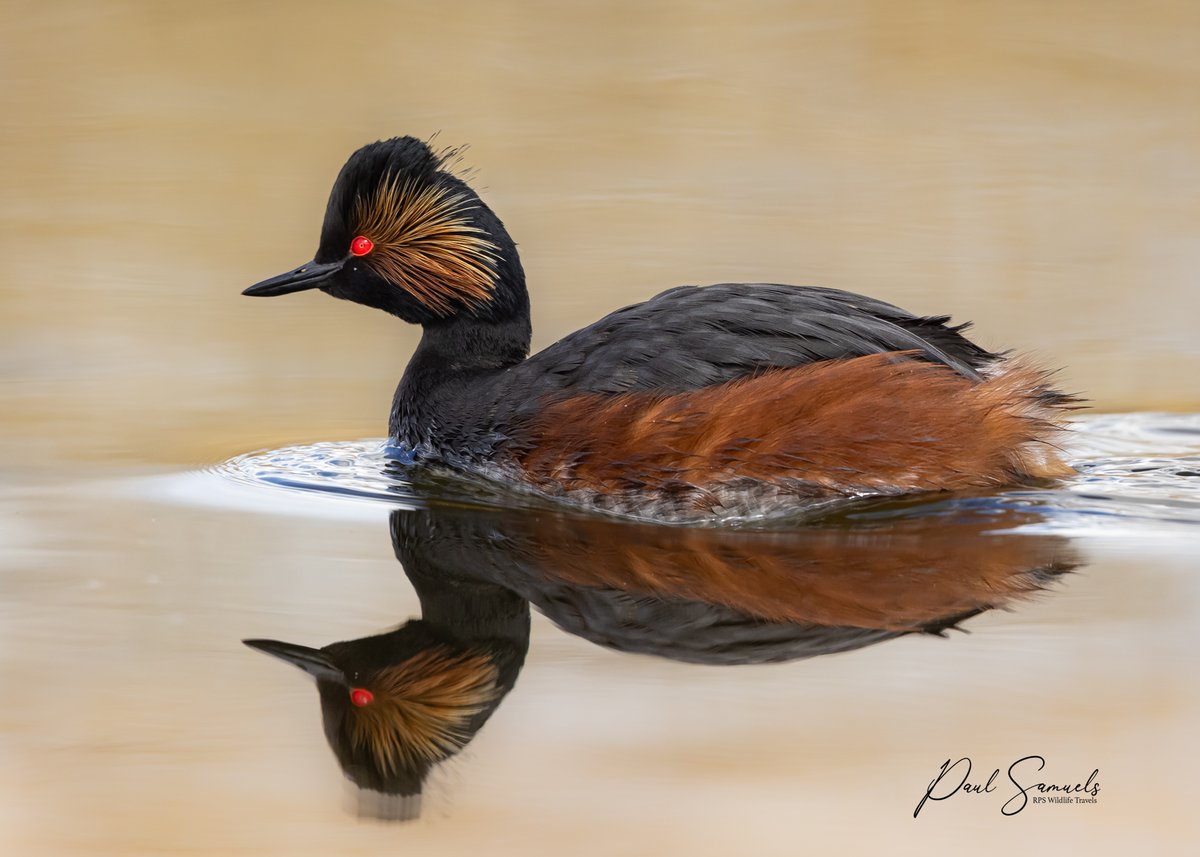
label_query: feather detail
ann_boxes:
[353,173,500,314]
[350,647,499,774]
[512,352,1077,511]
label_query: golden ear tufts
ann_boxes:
[352,173,501,315]
[349,647,500,774]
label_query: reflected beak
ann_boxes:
[242,259,344,297]
[243,638,345,683]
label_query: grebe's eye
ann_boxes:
[350,687,375,707]
[350,236,374,257]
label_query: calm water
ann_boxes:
[4,2,1200,854]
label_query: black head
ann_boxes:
[244,137,527,325]
[244,621,511,819]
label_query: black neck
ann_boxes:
[390,509,532,650]
[389,312,531,443]
[415,313,531,374]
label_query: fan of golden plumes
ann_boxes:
[349,646,500,774]
[353,174,500,314]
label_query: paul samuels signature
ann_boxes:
[914,756,1100,817]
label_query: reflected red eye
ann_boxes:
[350,688,374,707]
[350,236,374,256]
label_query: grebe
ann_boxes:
[244,136,1075,521]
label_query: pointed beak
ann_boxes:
[242,259,344,297]
[243,638,346,683]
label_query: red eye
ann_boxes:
[350,688,375,707]
[350,236,374,256]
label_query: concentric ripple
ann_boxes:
[213,439,549,512]
[217,439,408,502]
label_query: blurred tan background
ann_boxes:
[3,0,1199,473]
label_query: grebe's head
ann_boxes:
[244,625,501,819]
[244,136,526,325]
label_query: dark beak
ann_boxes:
[243,638,345,683]
[242,259,344,297]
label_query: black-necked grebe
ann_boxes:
[244,136,1076,521]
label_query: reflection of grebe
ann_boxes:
[244,136,1077,521]
[245,555,528,821]
[245,503,1078,817]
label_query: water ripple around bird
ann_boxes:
[209,412,1200,534]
